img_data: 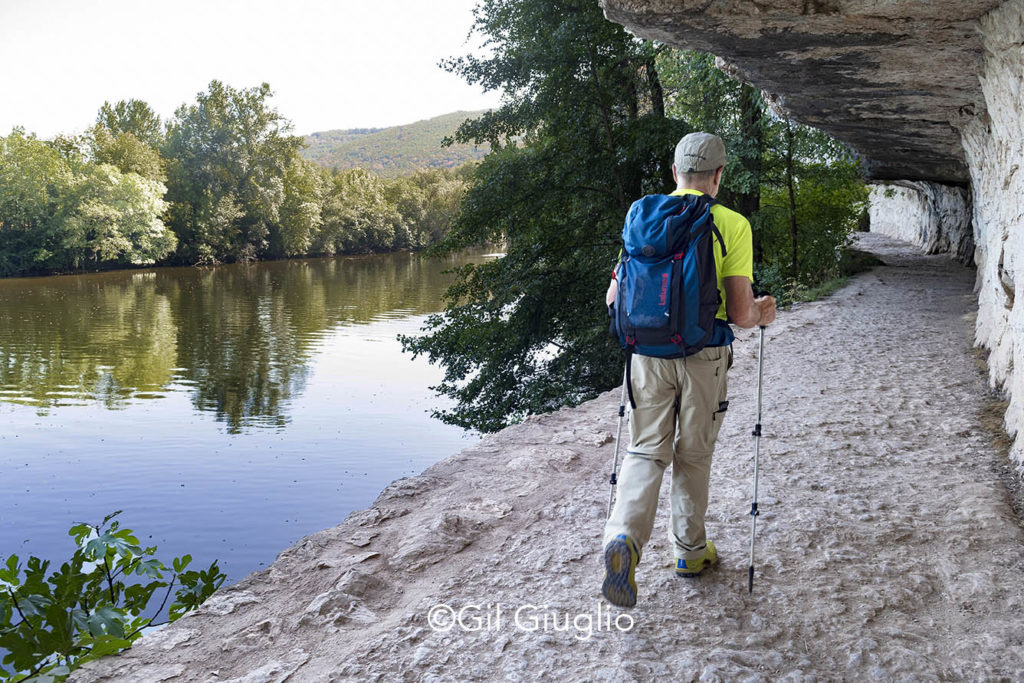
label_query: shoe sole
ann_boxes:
[675,560,713,578]
[675,569,706,578]
[602,537,638,608]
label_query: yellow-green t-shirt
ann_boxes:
[669,188,754,321]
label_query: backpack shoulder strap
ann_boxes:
[699,195,728,258]
[711,224,727,258]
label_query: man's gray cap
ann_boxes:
[674,132,728,173]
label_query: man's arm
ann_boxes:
[725,276,776,328]
[606,277,618,307]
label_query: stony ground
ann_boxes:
[74,233,1024,682]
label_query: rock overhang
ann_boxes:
[601,0,1004,184]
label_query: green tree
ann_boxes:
[62,164,175,269]
[0,130,174,277]
[657,49,867,295]
[400,0,684,432]
[319,169,401,254]
[96,99,163,148]
[277,158,324,257]
[89,126,164,182]
[0,129,74,276]
[90,99,166,184]
[162,81,303,264]
[386,167,470,250]
[756,118,866,291]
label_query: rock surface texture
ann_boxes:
[868,182,973,264]
[602,0,1024,464]
[73,235,1024,681]
[601,0,1002,183]
[959,0,1024,465]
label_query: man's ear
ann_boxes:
[671,163,678,185]
[714,166,724,185]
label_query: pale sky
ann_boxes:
[0,0,504,139]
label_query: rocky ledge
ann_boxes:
[73,235,1024,681]
[601,0,1002,183]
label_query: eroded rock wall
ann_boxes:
[600,0,1002,183]
[868,182,973,265]
[960,0,1024,463]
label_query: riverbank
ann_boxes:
[0,246,442,281]
[74,233,1024,680]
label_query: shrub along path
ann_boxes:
[74,233,1024,681]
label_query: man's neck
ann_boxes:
[675,185,714,196]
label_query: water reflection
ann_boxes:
[0,252,474,432]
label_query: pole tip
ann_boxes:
[748,565,754,593]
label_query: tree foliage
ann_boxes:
[96,100,163,148]
[0,130,175,277]
[320,169,401,255]
[0,84,472,277]
[0,512,224,681]
[755,118,866,296]
[402,3,868,432]
[657,50,868,297]
[62,164,175,269]
[401,0,686,432]
[89,126,164,182]
[162,81,302,264]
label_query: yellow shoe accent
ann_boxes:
[674,540,718,577]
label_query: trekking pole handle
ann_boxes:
[754,287,770,330]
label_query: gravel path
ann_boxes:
[75,233,1024,681]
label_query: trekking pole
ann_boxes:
[748,325,765,593]
[607,361,628,517]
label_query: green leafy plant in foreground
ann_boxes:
[0,511,226,681]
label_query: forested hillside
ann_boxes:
[301,111,489,177]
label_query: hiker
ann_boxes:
[601,132,776,607]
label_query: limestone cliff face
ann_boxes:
[960,0,1024,462]
[601,0,1024,464]
[601,0,1001,183]
[868,183,973,265]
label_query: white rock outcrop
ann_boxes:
[960,0,1024,464]
[868,182,973,265]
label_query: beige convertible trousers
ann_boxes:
[603,345,732,562]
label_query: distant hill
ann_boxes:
[301,111,490,178]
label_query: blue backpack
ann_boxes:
[611,193,732,399]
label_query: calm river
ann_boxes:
[0,252,486,582]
